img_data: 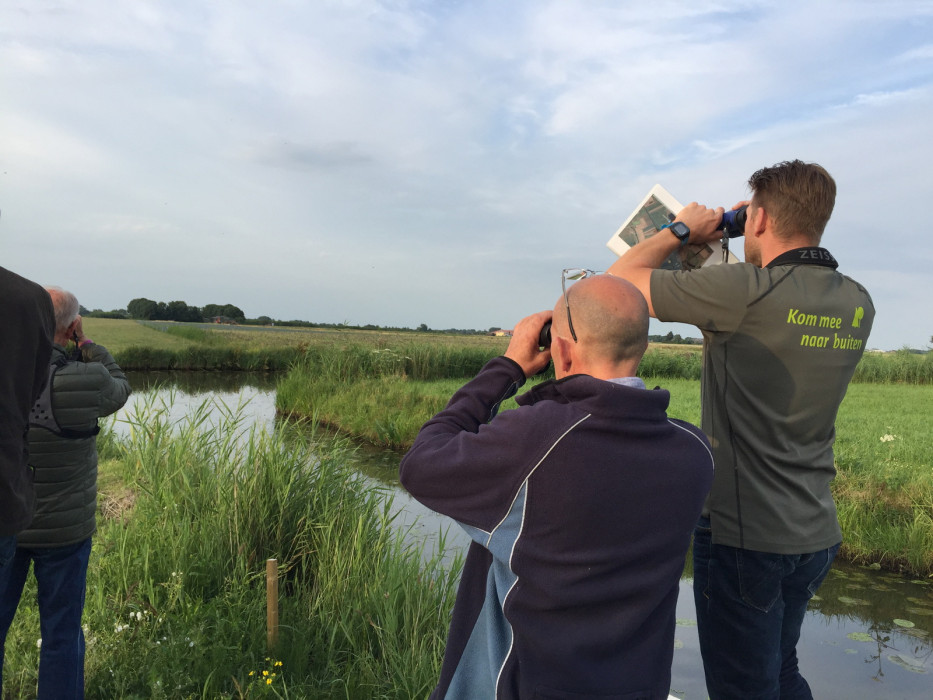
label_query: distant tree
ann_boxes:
[222,304,245,321]
[256,315,273,325]
[488,327,501,333]
[165,300,202,323]
[84,308,129,319]
[417,323,429,332]
[201,303,225,319]
[127,297,158,320]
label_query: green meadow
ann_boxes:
[83,319,933,575]
[3,320,929,695]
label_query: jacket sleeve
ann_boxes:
[78,343,132,418]
[399,356,543,531]
[31,292,56,403]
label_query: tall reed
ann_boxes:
[115,345,302,371]
[853,348,933,384]
[2,399,461,698]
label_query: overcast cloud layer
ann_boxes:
[2,0,931,350]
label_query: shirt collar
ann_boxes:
[767,247,838,269]
[607,376,647,390]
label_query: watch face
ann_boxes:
[670,222,690,240]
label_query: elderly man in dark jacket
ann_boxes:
[0,287,130,700]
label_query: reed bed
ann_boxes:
[276,340,933,575]
[2,400,461,699]
[852,348,933,384]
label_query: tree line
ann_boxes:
[80,299,494,335]
[125,298,246,323]
[80,299,704,342]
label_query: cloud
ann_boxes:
[1,1,931,348]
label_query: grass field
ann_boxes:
[82,318,196,353]
[83,320,933,574]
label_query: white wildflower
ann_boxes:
[880,434,897,442]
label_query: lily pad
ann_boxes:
[837,596,870,605]
[893,619,915,628]
[906,607,933,616]
[673,638,684,650]
[887,654,927,673]
[846,632,874,642]
[676,618,697,627]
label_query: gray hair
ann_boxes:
[44,286,80,334]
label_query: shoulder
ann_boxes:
[53,357,111,387]
[668,417,713,451]
[651,262,758,296]
[0,267,52,314]
[650,263,766,324]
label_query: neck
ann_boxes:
[761,236,817,267]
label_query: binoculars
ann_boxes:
[721,205,748,238]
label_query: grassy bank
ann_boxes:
[83,319,511,371]
[276,343,933,576]
[3,403,460,699]
[86,318,933,382]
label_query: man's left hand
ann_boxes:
[504,310,553,378]
[676,202,725,245]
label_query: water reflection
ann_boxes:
[119,371,279,433]
[116,373,933,698]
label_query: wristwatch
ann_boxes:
[667,221,691,247]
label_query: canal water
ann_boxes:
[115,372,933,699]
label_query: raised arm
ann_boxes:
[607,202,724,316]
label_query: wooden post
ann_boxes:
[266,558,279,651]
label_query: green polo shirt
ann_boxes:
[650,248,874,553]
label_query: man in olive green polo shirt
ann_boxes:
[606,160,874,699]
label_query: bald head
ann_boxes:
[552,274,649,377]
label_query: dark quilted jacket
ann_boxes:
[18,343,130,548]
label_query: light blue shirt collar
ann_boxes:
[607,376,647,390]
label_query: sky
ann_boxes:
[1,1,931,351]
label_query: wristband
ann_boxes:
[78,338,94,347]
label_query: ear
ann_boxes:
[552,335,574,378]
[748,205,768,238]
